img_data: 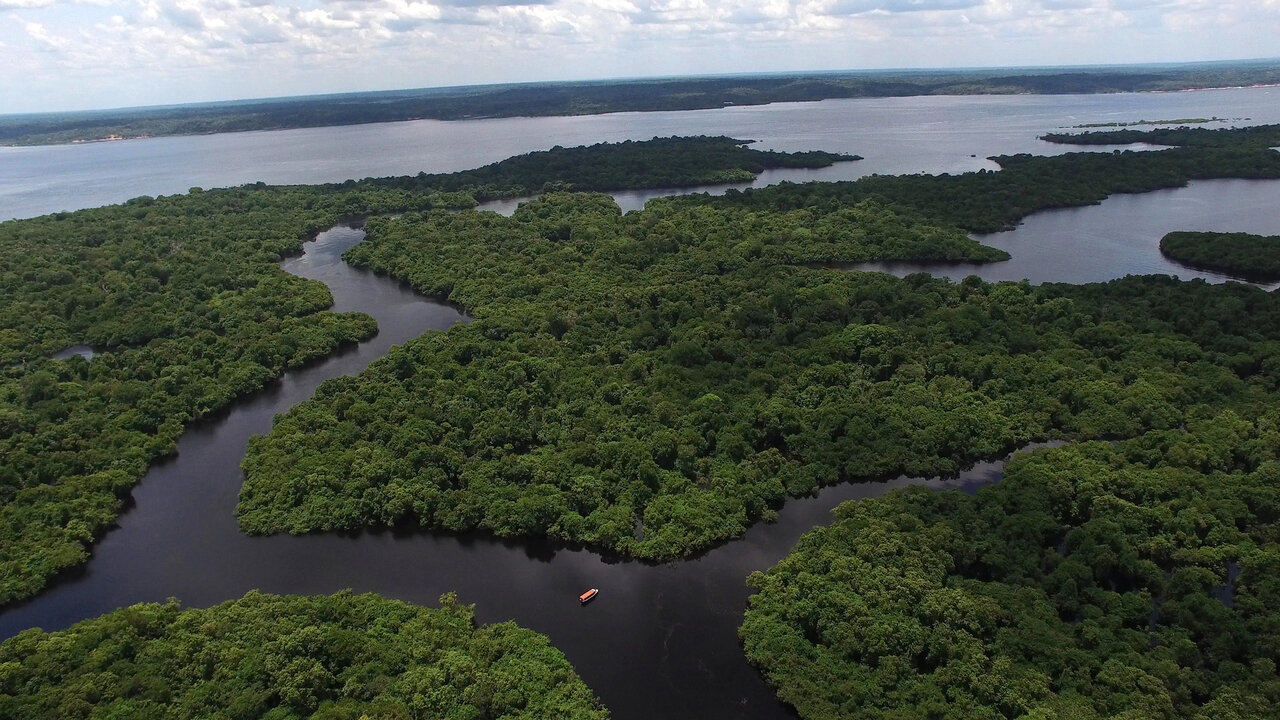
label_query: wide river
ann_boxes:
[1,87,1279,719]
[3,86,1280,221]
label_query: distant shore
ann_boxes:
[4,61,1280,148]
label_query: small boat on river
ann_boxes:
[579,588,599,604]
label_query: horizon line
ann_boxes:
[5,55,1279,120]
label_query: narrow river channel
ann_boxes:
[0,223,1057,720]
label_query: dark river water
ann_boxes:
[0,225,1047,719]
[3,87,1280,719]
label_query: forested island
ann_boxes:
[0,136,851,606]
[371,136,857,196]
[0,591,610,719]
[4,59,1280,146]
[1160,231,1280,282]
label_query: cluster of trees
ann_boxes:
[365,136,857,199]
[1160,231,1280,282]
[9,62,1280,145]
[0,137,851,606]
[1042,123,1280,149]
[238,170,1280,559]
[740,418,1280,719]
[0,591,609,719]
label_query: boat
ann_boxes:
[578,588,599,604]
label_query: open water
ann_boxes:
[3,86,1279,221]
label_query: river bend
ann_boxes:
[0,224,1055,720]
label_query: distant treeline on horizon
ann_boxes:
[3,58,1280,146]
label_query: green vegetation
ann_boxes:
[0,590,609,719]
[740,420,1280,720]
[369,136,857,198]
[237,194,1016,557]
[6,60,1280,145]
[1161,231,1280,282]
[238,125,1280,560]
[238,143,1280,560]
[1041,123,1280,149]
[0,136,848,606]
[0,188,393,607]
[730,122,1280,720]
[7,105,1280,720]
[691,133,1280,232]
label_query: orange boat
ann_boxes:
[578,588,599,604]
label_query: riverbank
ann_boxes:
[6,60,1280,147]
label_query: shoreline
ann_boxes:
[6,81,1279,149]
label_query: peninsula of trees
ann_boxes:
[0,591,610,719]
[4,59,1279,146]
[1160,231,1280,282]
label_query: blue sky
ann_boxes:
[2,0,1277,114]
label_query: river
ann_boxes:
[3,86,1279,221]
[0,224,1049,719]
[2,87,1280,719]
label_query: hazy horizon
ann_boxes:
[3,0,1278,115]
[1,55,1277,119]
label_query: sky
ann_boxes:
[2,0,1278,114]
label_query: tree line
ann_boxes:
[0,591,610,719]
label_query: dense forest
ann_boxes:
[1161,231,1280,282]
[6,124,1280,717]
[238,131,1280,559]
[740,422,1280,720]
[0,137,848,606]
[0,187,391,607]
[0,591,609,719]
[5,60,1280,145]
[729,123,1280,719]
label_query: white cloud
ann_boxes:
[824,0,981,15]
[0,0,1277,113]
[23,20,68,48]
